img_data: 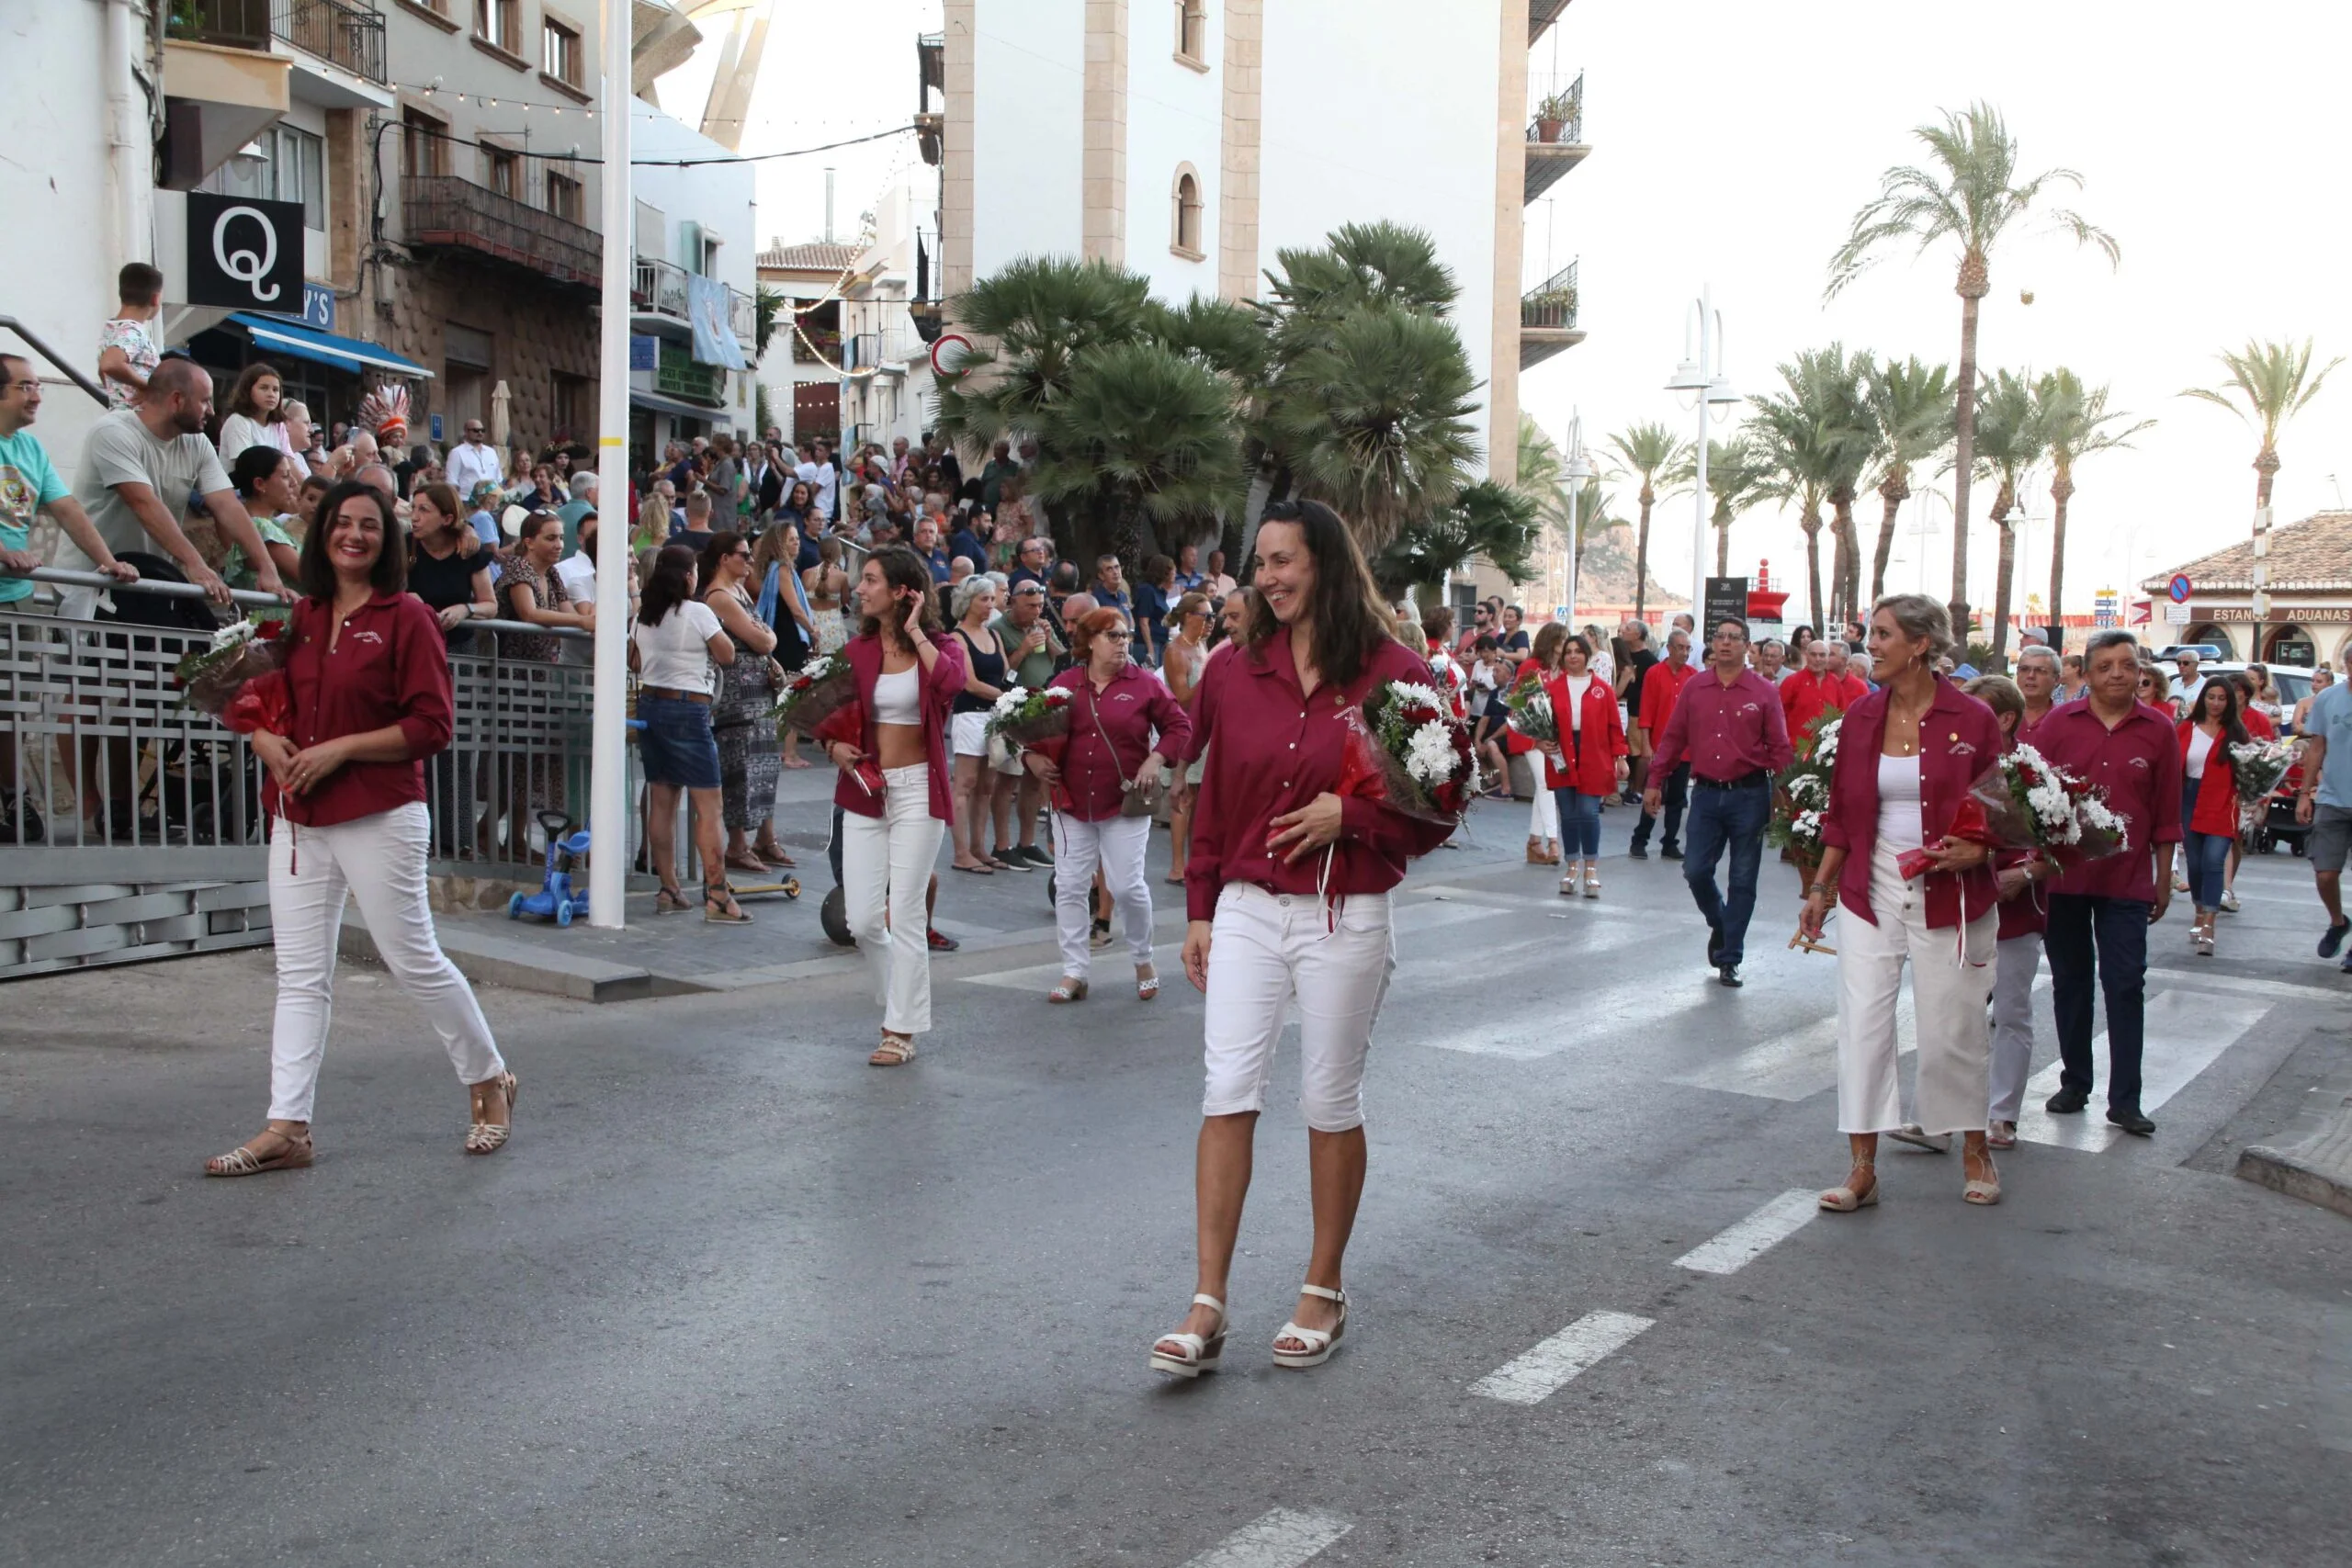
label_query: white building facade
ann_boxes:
[627,99,760,466]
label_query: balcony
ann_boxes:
[654,343,725,407]
[846,330,923,374]
[1529,0,1574,45]
[1520,260,1585,368]
[1523,72,1589,203]
[168,0,272,50]
[272,0,388,89]
[403,174,600,291]
[631,256,759,355]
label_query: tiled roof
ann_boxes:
[757,242,860,272]
[2140,510,2352,592]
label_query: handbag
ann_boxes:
[1089,682,1166,818]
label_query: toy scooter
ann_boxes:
[508,810,593,927]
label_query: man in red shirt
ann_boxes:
[1646,618,1793,985]
[1631,626,1697,858]
[2020,629,2181,1135]
[1781,637,1866,739]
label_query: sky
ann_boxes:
[649,1,2352,629]
[1518,0,2352,627]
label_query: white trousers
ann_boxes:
[1201,884,1395,1133]
[1529,777,1559,840]
[1835,840,1996,1135]
[266,803,503,1122]
[1986,933,2042,1122]
[1051,811,1153,976]
[841,764,945,1034]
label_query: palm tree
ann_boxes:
[1968,369,2051,670]
[1368,479,1540,599]
[2037,369,2151,650]
[2179,338,2342,656]
[1827,102,2120,643]
[1028,339,1243,567]
[1859,355,1954,603]
[934,254,1154,458]
[1703,435,1773,576]
[1797,344,1877,625]
[1605,422,1693,626]
[1749,350,1871,633]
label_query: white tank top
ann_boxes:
[872,664,921,725]
[2184,724,2216,780]
[1876,753,1924,852]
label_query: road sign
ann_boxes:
[1702,576,1748,635]
[2167,574,2193,604]
[2165,601,2193,625]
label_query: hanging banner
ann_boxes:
[686,274,747,371]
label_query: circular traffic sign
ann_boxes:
[2167,573,2192,604]
[930,332,974,379]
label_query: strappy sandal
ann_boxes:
[204,1124,313,1177]
[465,1071,519,1156]
[868,1032,916,1066]
[755,842,797,869]
[1820,1158,1878,1212]
[1962,1148,2001,1205]
[1136,968,1159,1002]
[725,851,771,876]
[654,884,690,915]
[1148,1293,1228,1379]
[704,883,752,924]
[1047,976,1089,1003]
[1987,1120,2018,1150]
[1272,1283,1348,1369]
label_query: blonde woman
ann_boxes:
[947,575,1012,873]
[1163,592,1213,886]
[804,536,851,656]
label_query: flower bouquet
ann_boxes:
[2229,738,2300,847]
[985,683,1074,749]
[174,615,288,716]
[771,652,857,740]
[1335,679,1476,825]
[1769,712,1841,869]
[1894,741,2125,880]
[1501,671,1560,749]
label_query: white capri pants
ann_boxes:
[842,764,947,1034]
[1052,811,1153,976]
[1529,766,1559,840]
[1836,840,1996,1135]
[266,802,504,1122]
[1986,932,2042,1122]
[1202,884,1396,1133]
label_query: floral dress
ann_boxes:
[709,589,782,831]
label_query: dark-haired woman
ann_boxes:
[2178,676,2250,957]
[206,481,512,1176]
[493,509,592,853]
[831,546,966,1065]
[406,480,496,637]
[217,362,310,476]
[634,542,744,920]
[1544,632,1628,897]
[1151,500,1456,1379]
[223,445,304,594]
[700,530,786,877]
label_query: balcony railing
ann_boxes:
[633,256,759,353]
[730,285,756,344]
[654,344,725,405]
[167,0,272,51]
[1522,261,1579,332]
[273,0,388,84]
[403,174,600,290]
[1528,73,1584,146]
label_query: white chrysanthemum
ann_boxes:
[991,685,1027,716]
[1387,682,1445,713]
[1814,719,1842,762]
[1405,720,1457,788]
[209,618,260,652]
[2077,795,2125,836]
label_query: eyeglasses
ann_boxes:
[1098,630,1132,642]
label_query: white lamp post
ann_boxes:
[587,0,634,927]
[1665,286,1741,627]
[1562,407,1592,626]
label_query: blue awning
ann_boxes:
[226,313,435,379]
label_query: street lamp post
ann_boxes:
[1665,286,1741,626]
[1562,408,1593,626]
[587,0,633,928]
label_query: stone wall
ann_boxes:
[374,251,599,449]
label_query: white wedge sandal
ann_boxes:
[1272,1284,1348,1370]
[1148,1293,1228,1379]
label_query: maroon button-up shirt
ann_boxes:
[1649,665,1793,783]
[835,630,967,821]
[1184,628,1456,922]
[1046,660,1193,821]
[1817,677,2004,929]
[256,592,452,829]
[2020,697,2184,903]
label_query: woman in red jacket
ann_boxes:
[1543,631,1628,898]
[205,480,512,1176]
[1149,500,1455,1380]
[826,545,967,1066]
[2177,676,2250,957]
[1024,606,1193,1002]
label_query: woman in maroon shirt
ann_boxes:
[1024,605,1192,1001]
[1149,500,1454,1380]
[205,481,512,1177]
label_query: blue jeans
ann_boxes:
[1553,787,1601,857]
[1680,775,1770,966]
[2042,892,2148,1111]
[2180,775,2231,910]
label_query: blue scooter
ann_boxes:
[508,810,593,927]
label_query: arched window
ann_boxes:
[1171,165,1204,258]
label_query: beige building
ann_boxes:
[2143,509,2352,670]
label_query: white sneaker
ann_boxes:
[2219,889,2240,913]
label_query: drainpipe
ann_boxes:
[104,0,152,273]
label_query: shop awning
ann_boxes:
[629,388,731,422]
[227,314,435,379]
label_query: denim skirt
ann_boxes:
[639,692,723,788]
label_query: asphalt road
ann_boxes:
[5,797,2349,1568]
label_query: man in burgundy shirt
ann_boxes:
[1646,618,1793,985]
[2020,629,2181,1135]
[1631,626,1697,858]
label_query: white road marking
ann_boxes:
[1416,960,1674,1058]
[2143,967,2349,1004]
[1674,1190,1821,1275]
[2013,988,2272,1151]
[1179,1507,1352,1568]
[1667,995,1911,1101]
[1470,1310,1654,1405]
[958,942,1182,991]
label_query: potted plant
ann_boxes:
[1533,91,1577,143]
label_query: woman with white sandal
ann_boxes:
[206,480,513,1175]
[1150,500,1456,1379]
[1026,605,1191,1004]
[1542,632,1628,898]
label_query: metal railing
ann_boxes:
[633,255,692,319]
[402,174,601,289]
[168,0,272,51]
[1522,260,1579,331]
[0,569,621,977]
[0,316,109,406]
[1527,72,1584,145]
[729,285,757,344]
[272,0,387,84]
